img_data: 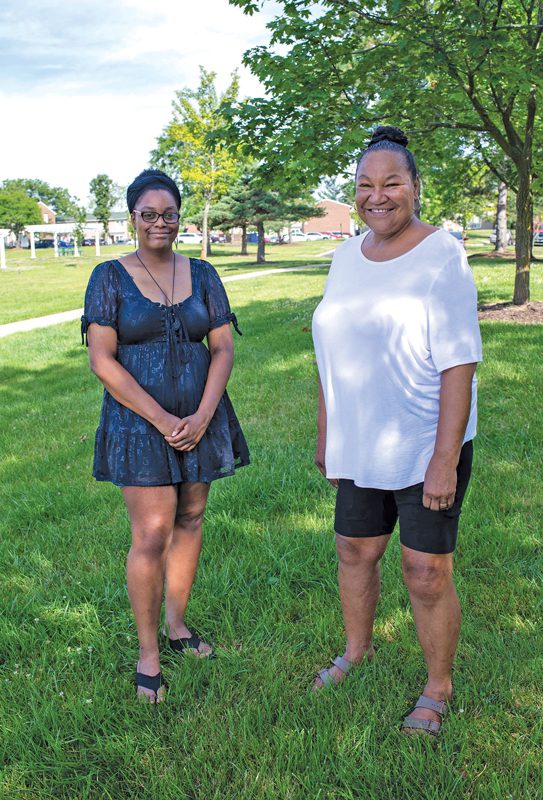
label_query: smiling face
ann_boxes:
[131,188,180,251]
[355,149,419,238]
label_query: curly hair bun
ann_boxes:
[368,126,409,149]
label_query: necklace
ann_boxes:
[135,250,176,306]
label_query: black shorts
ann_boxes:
[334,441,473,555]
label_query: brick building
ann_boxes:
[303,199,356,236]
[37,201,56,224]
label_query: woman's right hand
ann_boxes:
[156,412,185,439]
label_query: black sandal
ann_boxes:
[135,671,167,702]
[168,632,214,658]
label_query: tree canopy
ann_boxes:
[229,0,543,303]
[0,189,42,238]
[152,68,240,259]
[89,174,117,240]
[1,179,79,218]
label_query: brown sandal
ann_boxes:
[401,695,449,736]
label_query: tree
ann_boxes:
[315,177,355,206]
[71,201,88,247]
[1,178,78,218]
[152,67,240,259]
[208,173,254,255]
[208,166,324,262]
[89,174,117,241]
[229,0,542,303]
[0,189,41,240]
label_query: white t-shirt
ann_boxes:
[312,230,483,490]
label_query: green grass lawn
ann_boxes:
[1,268,542,799]
[2,235,542,327]
[0,242,338,325]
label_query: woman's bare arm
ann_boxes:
[423,363,476,511]
[87,323,181,436]
[165,324,234,451]
[315,375,338,487]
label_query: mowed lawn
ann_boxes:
[0,264,542,799]
[0,241,338,325]
[2,232,541,325]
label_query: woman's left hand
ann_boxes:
[422,454,457,512]
[164,411,210,451]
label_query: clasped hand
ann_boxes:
[162,412,209,452]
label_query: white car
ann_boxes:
[177,232,203,244]
[290,232,307,242]
[305,232,326,240]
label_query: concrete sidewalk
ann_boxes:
[0,264,327,340]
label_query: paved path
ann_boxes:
[0,264,327,339]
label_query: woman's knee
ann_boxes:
[402,553,452,601]
[336,534,387,567]
[131,516,173,558]
[175,502,206,532]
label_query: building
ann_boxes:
[303,199,356,236]
[83,211,131,243]
[37,201,56,225]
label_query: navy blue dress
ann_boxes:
[81,258,250,487]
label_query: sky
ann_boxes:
[0,0,280,205]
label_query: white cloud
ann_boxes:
[1,0,280,200]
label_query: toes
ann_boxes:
[137,687,157,704]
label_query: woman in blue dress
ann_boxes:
[82,169,249,702]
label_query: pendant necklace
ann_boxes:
[135,250,176,307]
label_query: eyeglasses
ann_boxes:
[133,210,180,224]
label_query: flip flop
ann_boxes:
[168,631,215,658]
[134,671,167,703]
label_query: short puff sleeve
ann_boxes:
[202,260,242,335]
[81,261,121,345]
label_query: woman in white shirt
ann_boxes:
[312,126,482,737]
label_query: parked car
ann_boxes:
[177,232,203,244]
[305,232,326,240]
[533,229,543,246]
[210,233,226,243]
[489,229,514,245]
[327,231,351,239]
[290,232,307,242]
[35,239,55,248]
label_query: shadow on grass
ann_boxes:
[1,297,542,798]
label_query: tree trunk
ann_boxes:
[495,181,508,254]
[513,168,532,305]
[256,221,266,264]
[241,223,248,256]
[200,198,210,260]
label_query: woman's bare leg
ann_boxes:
[314,533,390,688]
[123,484,178,701]
[165,481,211,655]
[401,547,458,727]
